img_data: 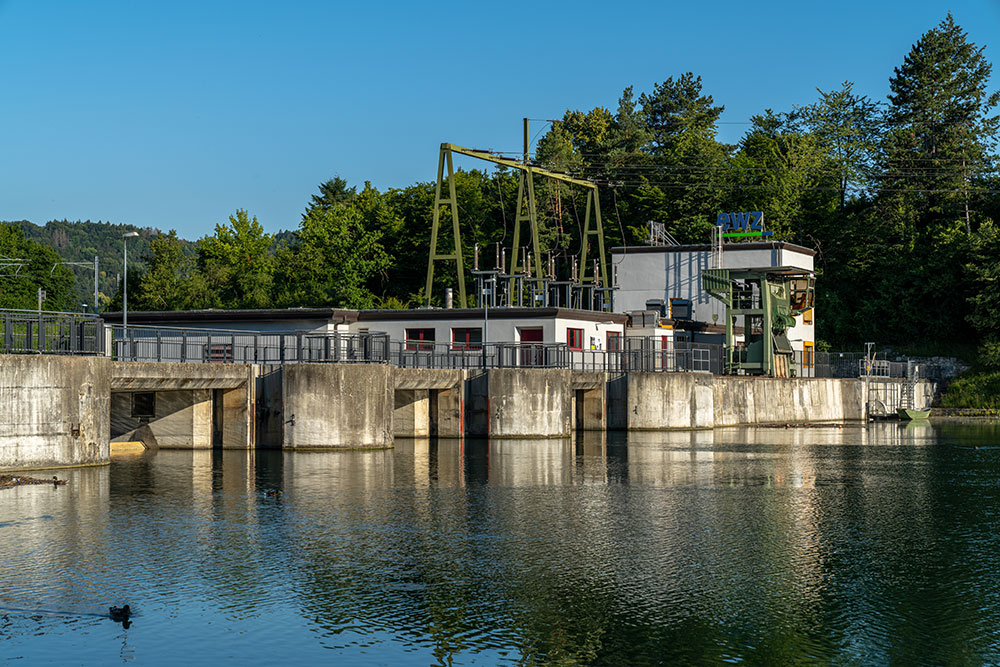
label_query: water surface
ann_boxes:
[3,422,1000,664]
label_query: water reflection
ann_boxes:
[4,422,1000,663]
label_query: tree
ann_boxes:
[198,210,275,309]
[132,231,203,311]
[882,12,999,233]
[793,81,883,209]
[0,223,74,311]
[967,220,1000,365]
[723,110,832,241]
[275,200,389,308]
[304,176,357,218]
[633,74,730,242]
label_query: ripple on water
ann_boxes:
[4,430,1000,663]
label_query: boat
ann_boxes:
[898,408,931,420]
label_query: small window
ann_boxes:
[452,327,482,351]
[607,331,622,352]
[803,341,814,368]
[205,343,233,363]
[802,309,813,325]
[131,392,156,418]
[405,328,435,351]
[567,328,584,350]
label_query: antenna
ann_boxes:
[647,221,679,246]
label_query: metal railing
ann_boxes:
[390,341,570,369]
[0,309,104,355]
[390,337,722,373]
[814,352,912,379]
[109,325,390,364]
[621,337,722,374]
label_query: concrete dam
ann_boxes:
[0,354,935,471]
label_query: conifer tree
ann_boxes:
[883,12,999,233]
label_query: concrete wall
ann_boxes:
[0,356,110,471]
[282,364,393,449]
[624,372,716,430]
[111,389,212,449]
[609,373,875,430]
[470,369,572,438]
[571,372,608,431]
[393,369,465,438]
[394,389,430,437]
[713,377,865,426]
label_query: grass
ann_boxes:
[938,372,1000,409]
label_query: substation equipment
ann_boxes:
[424,119,614,312]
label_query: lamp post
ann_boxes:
[122,232,138,330]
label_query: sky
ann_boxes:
[0,0,998,240]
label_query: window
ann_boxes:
[803,341,814,368]
[567,328,584,350]
[518,327,544,343]
[131,392,156,418]
[452,327,482,351]
[205,343,233,363]
[802,309,814,325]
[607,331,622,352]
[405,328,435,351]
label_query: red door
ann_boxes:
[519,328,544,366]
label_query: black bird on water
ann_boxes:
[109,605,131,622]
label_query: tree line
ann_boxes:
[1,14,997,368]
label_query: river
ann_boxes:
[3,421,1000,664]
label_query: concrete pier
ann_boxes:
[280,364,393,449]
[0,356,110,471]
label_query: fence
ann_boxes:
[1,312,875,380]
[814,352,916,379]
[389,337,721,373]
[390,341,570,370]
[109,326,390,364]
[0,310,104,355]
[620,337,722,374]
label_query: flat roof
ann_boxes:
[357,307,627,324]
[610,241,817,257]
[104,306,628,325]
[102,307,359,325]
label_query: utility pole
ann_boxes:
[52,257,101,314]
[122,231,139,329]
[523,117,529,165]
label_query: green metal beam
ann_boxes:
[424,146,468,308]
[443,143,601,190]
[426,141,609,297]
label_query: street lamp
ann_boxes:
[122,232,138,330]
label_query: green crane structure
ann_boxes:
[424,120,608,309]
[702,267,815,377]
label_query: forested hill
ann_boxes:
[5,219,194,311]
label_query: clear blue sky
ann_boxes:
[1,0,997,239]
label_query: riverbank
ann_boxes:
[937,372,1000,410]
[0,475,67,490]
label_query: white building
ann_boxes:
[612,241,816,361]
[106,307,627,368]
